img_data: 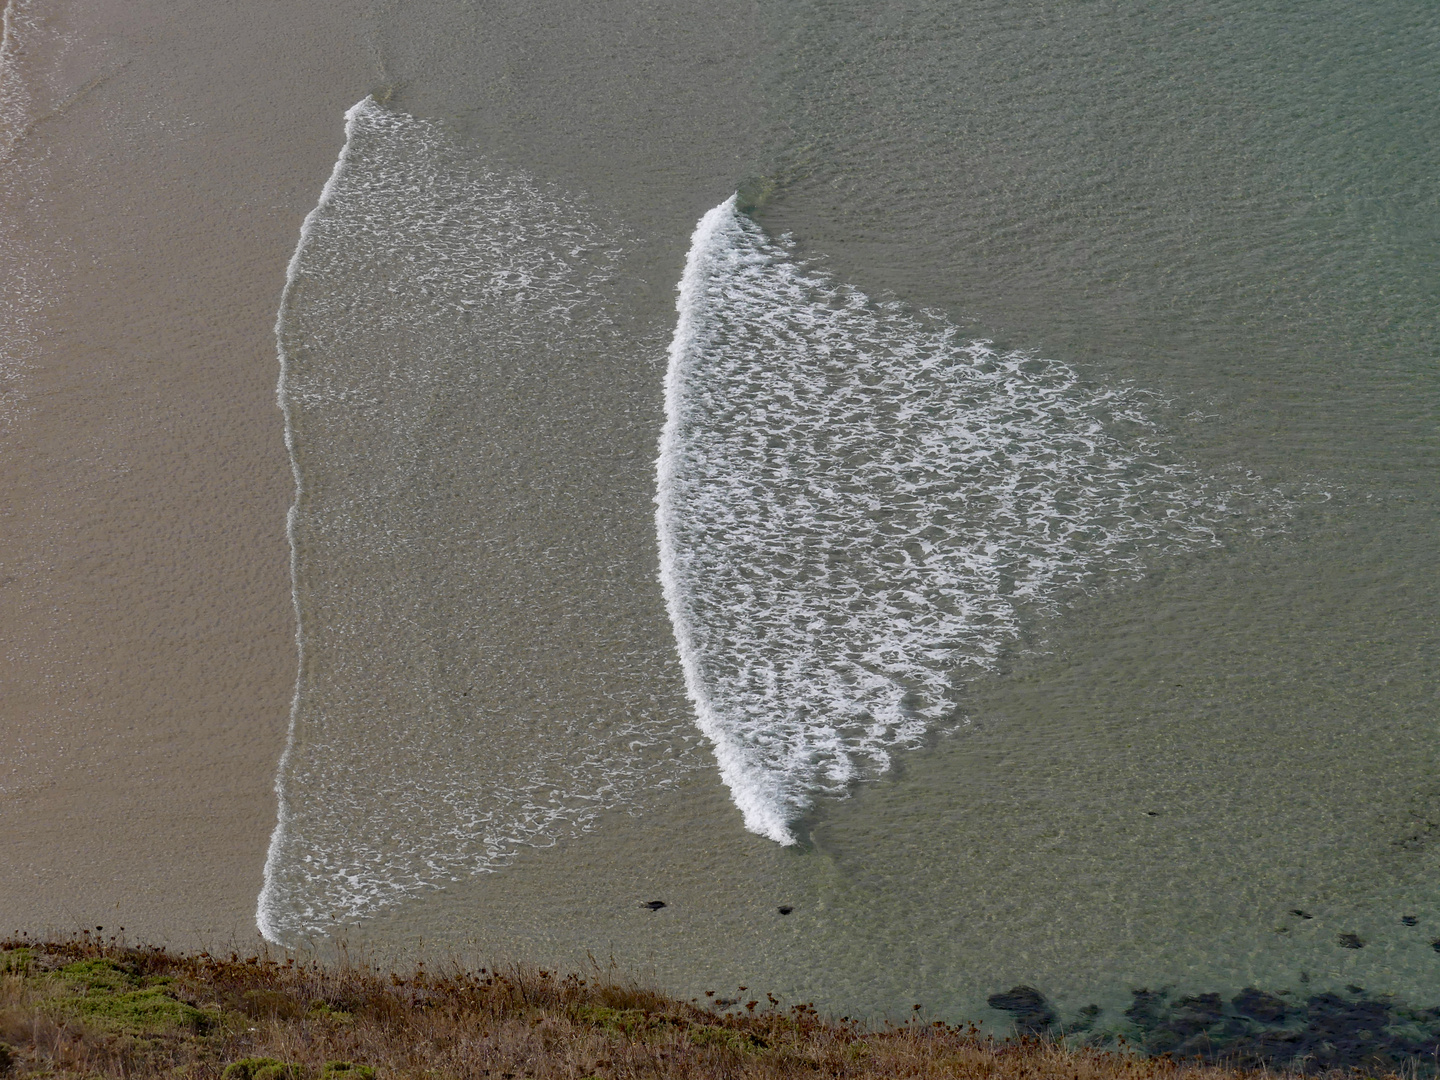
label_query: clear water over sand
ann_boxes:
[258,0,1438,1028]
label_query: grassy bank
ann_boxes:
[0,936,1391,1080]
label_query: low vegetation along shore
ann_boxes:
[0,935,1417,1080]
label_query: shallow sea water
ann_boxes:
[262,0,1440,1033]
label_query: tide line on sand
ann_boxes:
[257,96,371,944]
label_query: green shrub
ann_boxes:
[572,1004,666,1036]
[321,1062,375,1080]
[307,1001,355,1024]
[222,1058,304,1080]
[0,948,30,975]
[688,1024,767,1052]
[67,988,212,1034]
[56,957,137,992]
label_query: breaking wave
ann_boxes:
[657,196,1265,843]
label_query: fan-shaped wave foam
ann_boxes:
[657,196,1267,843]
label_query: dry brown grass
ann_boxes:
[0,936,1380,1080]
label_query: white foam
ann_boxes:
[657,196,1265,843]
[0,0,27,156]
[258,99,698,942]
[0,0,40,432]
[258,98,370,943]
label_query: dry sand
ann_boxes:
[0,0,379,944]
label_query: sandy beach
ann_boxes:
[0,0,763,948]
[5,0,1437,1035]
[0,0,375,943]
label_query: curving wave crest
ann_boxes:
[657,196,1263,844]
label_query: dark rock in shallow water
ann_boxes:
[1128,991,1234,1058]
[1064,1004,1103,1034]
[1143,1027,1184,1056]
[1299,993,1412,1072]
[1225,1026,1305,1069]
[1403,915,1419,926]
[1124,989,1168,1029]
[1168,993,1225,1036]
[1233,987,1290,1024]
[1337,932,1365,948]
[989,985,1047,1012]
[986,985,1056,1034]
[643,900,666,911]
[1110,983,1440,1074]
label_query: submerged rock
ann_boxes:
[1168,993,1225,1035]
[986,985,1056,1034]
[1107,982,1440,1074]
[1233,987,1290,1024]
[1124,989,1168,1029]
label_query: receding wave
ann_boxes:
[259,99,699,942]
[0,0,29,159]
[0,0,43,431]
[657,196,1272,844]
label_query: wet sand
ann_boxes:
[0,0,376,944]
[1,0,767,948]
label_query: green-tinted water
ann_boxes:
[272,0,1439,1035]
